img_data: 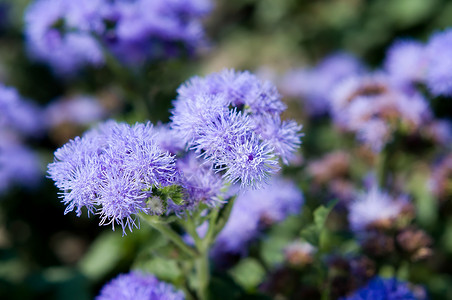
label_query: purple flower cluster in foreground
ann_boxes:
[96,271,185,300]
[171,69,303,187]
[341,276,426,300]
[48,120,178,233]
[24,0,212,74]
[212,176,303,256]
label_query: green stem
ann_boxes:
[213,196,237,239]
[376,149,387,188]
[195,251,210,300]
[141,215,198,258]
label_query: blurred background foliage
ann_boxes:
[1,0,452,299]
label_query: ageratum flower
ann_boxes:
[171,69,302,187]
[341,276,426,300]
[384,40,427,85]
[0,131,41,195]
[103,0,212,65]
[48,120,178,233]
[0,83,43,136]
[425,28,452,96]
[45,95,106,128]
[24,0,105,74]
[330,73,431,152]
[96,271,185,300]
[173,153,225,212]
[348,187,410,233]
[212,176,303,256]
[279,52,364,116]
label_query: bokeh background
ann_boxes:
[1,0,452,299]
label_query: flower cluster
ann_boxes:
[48,120,178,233]
[341,276,426,300]
[171,69,303,187]
[279,52,364,116]
[0,83,43,136]
[212,176,303,257]
[384,28,452,97]
[0,84,42,194]
[44,95,106,128]
[331,73,431,152]
[96,271,185,300]
[0,131,41,194]
[348,187,410,233]
[24,0,212,73]
[429,153,452,201]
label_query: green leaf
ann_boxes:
[300,201,336,248]
[77,231,123,280]
[153,185,185,206]
[229,258,266,291]
[141,257,182,282]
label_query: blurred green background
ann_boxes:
[1,0,452,299]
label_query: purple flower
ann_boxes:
[96,271,185,300]
[174,153,225,211]
[348,187,408,233]
[218,134,279,188]
[48,120,178,233]
[45,95,106,128]
[384,40,427,85]
[154,123,185,155]
[0,131,42,194]
[331,73,431,151]
[279,52,364,116]
[24,0,105,74]
[171,70,302,187]
[212,176,303,256]
[341,276,426,300]
[252,115,303,164]
[0,84,43,136]
[103,0,212,65]
[425,28,452,96]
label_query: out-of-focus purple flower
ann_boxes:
[429,153,452,201]
[423,119,452,146]
[24,0,105,74]
[331,73,431,151]
[212,176,303,256]
[348,187,409,233]
[45,95,106,128]
[356,119,391,152]
[340,276,426,300]
[0,131,42,194]
[425,28,452,96]
[279,52,364,116]
[0,83,43,136]
[103,0,212,65]
[48,120,178,233]
[174,153,224,211]
[384,40,427,84]
[171,70,302,187]
[96,271,185,300]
